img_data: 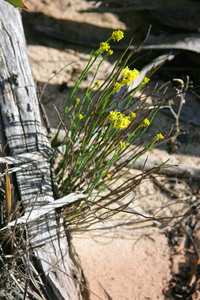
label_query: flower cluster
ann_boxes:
[106,173,111,179]
[95,81,100,87]
[122,67,139,86]
[108,110,120,121]
[99,42,110,53]
[141,118,150,127]
[142,77,150,85]
[78,114,83,120]
[113,66,140,91]
[155,133,164,141]
[114,116,130,130]
[97,30,124,55]
[75,98,80,108]
[76,98,80,104]
[111,30,124,42]
[118,141,126,148]
[108,110,131,130]
[130,112,136,119]
[113,82,122,91]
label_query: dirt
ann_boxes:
[22,1,200,299]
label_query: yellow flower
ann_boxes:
[122,66,130,77]
[122,68,139,86]
[113,115,131,130]
[142,77,150,84]
[108,49,114,55]
[108,110,120,121]
[141,118,150,127]
[106,173,111,179]
[78,114,83,120]
[98,42,110,53]
[108,111,131,130]
[155,133,164,141]
[108,110,131,130]
[95,81,100,87]
[76,98,80,104]
[130,112,136,119]
[111,30,124,42]
[119,141,126,149]
[114,82,121,90]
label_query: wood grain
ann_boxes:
[0,2,89,299]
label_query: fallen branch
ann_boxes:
[132,157,200,181]
[1,192,86,230]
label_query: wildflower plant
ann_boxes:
[52,30,167,230]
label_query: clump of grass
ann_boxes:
[52,30,169,230]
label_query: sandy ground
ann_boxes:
[73,232,171,300]
[22,1,200,299]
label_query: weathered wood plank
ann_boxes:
[0,3,53,208]
[89,0,200,10]
[0,2,89,299]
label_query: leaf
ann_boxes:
[5,0,28,9]
[5,165,11,220]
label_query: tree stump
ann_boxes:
[0,2,89,299]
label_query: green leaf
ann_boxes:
[5,0,28,9]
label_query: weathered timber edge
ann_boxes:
[0,2,90,299]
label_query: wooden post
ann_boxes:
[0,2,89,299]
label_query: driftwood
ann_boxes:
[89,0,200,10]
[132,157,200,181]
[0,2,89,299]
[36,26,200,54]
[86,0,200,56]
